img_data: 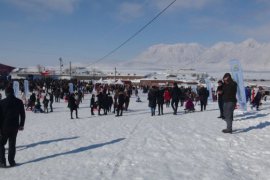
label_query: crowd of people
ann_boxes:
[0,73,268,168]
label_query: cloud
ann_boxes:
[6,0,80,14]
[150,0,217,11]
[236,24,270,41]
[117,2,144,22]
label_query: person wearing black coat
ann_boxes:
[180,87,186,107]
[157,88,164,115]
[97,92,104,115]
[0,86,25,167]
[90,94,95,115]
[198,86,209,111]
[49,92,54,112]
[27,92,36,110]
[103,94,109,115]
[222,73,237,133]
[54,88,61,103]
[124,93,130,111]
[171,83,181,115]
[216,80,224,119]
[252,88,262,111]
[116,91,125,117]
[42,96,49,113]
[68,93,78,119]
[148,87,157,116]
[108,93,113,112]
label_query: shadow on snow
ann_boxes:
[233,121,270,134]
[234,113,270,121]
[19,138,125,166]
[16,137,80,151]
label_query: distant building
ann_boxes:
[0,63,16,76]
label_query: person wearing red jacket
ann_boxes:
[164,88,171,108]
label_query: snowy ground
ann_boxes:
[1,92,270,180]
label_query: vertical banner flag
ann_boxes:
[13,81,20,98]
[24,80,29,98]
[69,83,74,93]
[205,78,213,102]
[230,59,247,111]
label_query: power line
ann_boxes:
[87,0,177,67]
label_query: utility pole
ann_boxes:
[114,67,117,82]
[69,61,72,78]
[59,57,63,76]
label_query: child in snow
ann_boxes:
[43,96,49,113]
[33,100,44,113]
[136,96,142,102]
[185,97,195,112]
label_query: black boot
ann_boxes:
[222,129,232,133]
[0,162,6,168]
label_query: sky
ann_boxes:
[1,0,270,68]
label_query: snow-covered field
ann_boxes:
[1,92,270,180]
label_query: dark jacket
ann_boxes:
[198,87,209,102]
[118,93,125,106]
[157,89,164,104]
[43,97,49,107]
[253,91,262,105]
[90,97,95,108]
[97,92,104,107]
[0,95,25,132]
[49,93,54,102]
[68,95,77,110]
[30,93,36,104]
[171,86,181,101]
[217,85,223,102]
[148,89,157,108]
[222,81,237,103]
[108,96,113,106]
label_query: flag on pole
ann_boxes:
[230,59,247,111]
[13,81,20,98]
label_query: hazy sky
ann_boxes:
[1,0,270,67]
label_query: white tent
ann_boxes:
[115,79,124,85]
[104,79,114,85]
[96,78,104,84]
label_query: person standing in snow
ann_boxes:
[222,73,237,133]
[164,88,171,108]
[124,92,130,111]
[171,83,181,115]
[68,93,78,119]
[116,90,125,117]
[90,94,96,116]
[157,88,164,115]
[252,87,263,111]
[43,95,49,113]
[49,92,54,112]
[0,86,25,168]
[216,80,225,119]
[108,93,113,112]
[198,85,209,111]
[148,86,157,116]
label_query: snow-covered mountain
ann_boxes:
[123,39,270,71]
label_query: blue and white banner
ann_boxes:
[13,81,20,98]
[205,78,213,102]
[69,83,74,93]
[24,80,29,98]
[230,59,247,111]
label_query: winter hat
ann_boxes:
[218,80,223,84]
[5,86,14,96]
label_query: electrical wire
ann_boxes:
[87,0,177,67]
